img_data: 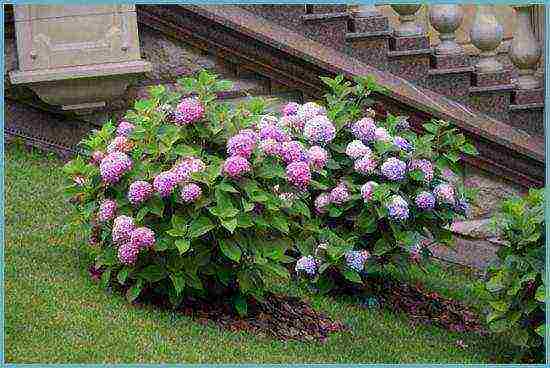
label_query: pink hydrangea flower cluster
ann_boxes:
[130,226,156,249]
[280,141,309,164]
[296,102,326,121]
[415,191,436,210]
[118,242,139,265]
[180,183,202,203]
[116,121,135,137]
[433,183,455,205]
[258,122,290,143]
[351,117,376,142]
[374,127,392,142]
[314,193,331,213]
[409,159,434,183]
[128,180,154,204]
[330,182,350,204]
[360,181,379,202]
[346,140,372,160]
[98,199,117,222]
[227,130,258,158]
[282,102,299,116]
[173,156,206,183]
[223,155,251,178]
[90,151,105,165]
[112,215,135,244]
[153,171,178,197]
[354,155,378,175]
[286,161,311,188]
[303,115,336,145]
[307,146,328,170]
[174,97,205,125]
[258,138,282,156]
[107,136,132,154]
[100,151,132,184]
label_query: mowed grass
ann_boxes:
[4,144,518,363]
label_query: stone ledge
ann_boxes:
[428,66,474,76]
[387,48,432,58]
[469,84,515,94]
[509,102,544,111]
[345,30,392,41]
[301,12,349,23]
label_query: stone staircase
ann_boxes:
[241,4,544,137]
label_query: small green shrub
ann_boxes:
[485,188,545,361]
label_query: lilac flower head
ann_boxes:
[295,255,318,276]
[361,181,379,202]
[258,123,290,143]
[375,127,392,142]
[99,151,132,184]
[153,171,178,197]
[130,227,155,249]
[387,195,409,221]
[174,97,205,125]
[282,102,300,116]
[354,155,378,175]
[223,156,251,178]
[330,182,351,204]
[258,138,282,157]
[280,141,309,164]
[286,161,311,188]
[112,215,135,244]
[180,183,202,203]
[98,199,117,222]
[116,121,135,137]
[380,157,407,181]
[345,250,370,272]
[351,117,376,142]
[433,183,455,205]
[409,159,434,183]
[308,146,328,170]
[394,136,412,151]
[303,115,336,145]
[106,136,132,154]
[118,241,139,265]
[91,151,105,165]
[296,102,326,121]
[415,191,436,211]
[128,180,153,205]
[346,140,372,160]
[227,131,257,158]
[314,192,332,213]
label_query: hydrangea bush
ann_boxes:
[290,75,479,292]
[484,189,545,362]
[64,70,324,315]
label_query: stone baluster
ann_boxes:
[509,5,542,90]
[391,4,422,37]
[470,5,504,73]
[429,4,464,55]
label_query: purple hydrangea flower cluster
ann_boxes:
[173,156,206,183]
[282,102,299,116]
[128,180,153,205]
[258,123,290,143]
[345,250,370,272]
[112,215,135,244]
[280,141,309,164]
[280,115,305,131]
[314,193,331,213]
[227,130,258,158]
[98,199,117,222]
[387,195,409,221]
[295,255,318,276]
[107,136,132,154]
[351,117,376,142]
[296,102,326,121]
[258,138,282,156]
[433,183,455,205]
[393,136,412,151]
[346,140,372,160]
[303,115,336,145]
[223,155,251,178]
[361,181,379,202]
[153,171,178,197]
[180,183,202,203]
[100,151,132,184]
[380,157,407,181]
[409,159,434,183]
[118,242,139,265]
[90,151,105,165]
[174,97,205,125]
[375,127,392,142]
[116,121,135,137]
[307,146,328,170]
[354,155,377,175]
[415,191,435,211]
[130,226,156,249]
[330,182,350,204]
[286,161,311,188]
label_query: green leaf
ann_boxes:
[233,294,248,317]
[261,263,290,279]
[117,268,129,285]
[221,218,238,233]
[423,122,439,134]
[342,269,362,284]
[271,214,289,234]
[535,284,545,302]
[126,280,143,303]
[100,269,111,289]
[460,142,478,156]
[217,182,239,193]
[175,239,191,255]
[148,196,165,217]
[138,265,166,282]
[188,216,215,239]
[135,206,149,222]
[535,323,545,337]
[219,239,242,262]
[170,273,185,295]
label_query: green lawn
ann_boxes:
[4,144,518,363]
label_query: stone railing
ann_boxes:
[353,4,543,90]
